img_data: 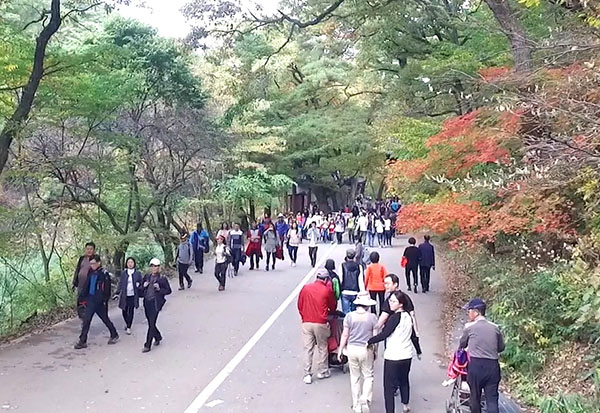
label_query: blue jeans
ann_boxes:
[367,231,375,247]
[341,294,357,314]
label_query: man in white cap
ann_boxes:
[142,258,172,353]
[297,268,337,384]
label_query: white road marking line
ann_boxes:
[184,243,339,413]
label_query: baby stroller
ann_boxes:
[445,349,481,413]
[327,311,349,373]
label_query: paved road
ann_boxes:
[0,237,449,412]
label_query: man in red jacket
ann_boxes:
[297,269,338,384]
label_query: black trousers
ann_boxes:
[249,252,260,269]
[336,232,343,244]
[405,267,418,288]
[214,262,227,287]
[385,230,393,246]
[348,229,355,244]
[194,247,204,272]
[358,231,367,243]
[144,302,162,348]
[122,295,135,328]
[419,265,432,291]
[79,300,118,344]
[178,262,192,287]
[308,246,318,267]
[266,251,276,269]
[468,358,501,413]
[384,358,412,412]
[287,245,298,263]
[369,290,385,314]
[231,249,242,273]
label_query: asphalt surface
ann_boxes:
[0,237,449,412]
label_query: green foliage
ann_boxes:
[540,393,599,413]
[217,170,294,204]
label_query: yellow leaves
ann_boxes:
[517,0,541,7]
[5,64,17,72]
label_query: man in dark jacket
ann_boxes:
[74,255,119,349]
[341,249,362,314]
[72,241,96,319]
[402,237,421,293]
[418,235,436,293]
[142,258,172,353]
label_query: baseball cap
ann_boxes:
[315,268,329,280]
[149,258,161,266]
[464,298,486,312]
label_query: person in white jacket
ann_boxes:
[368,291,421,413]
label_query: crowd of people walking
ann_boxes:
[68,197,504,413]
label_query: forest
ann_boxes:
[1,0,600,411]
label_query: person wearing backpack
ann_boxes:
[341,249,364,314]
[365,251,387,314]
[176,233,194,291]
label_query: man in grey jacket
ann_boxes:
[176,233,194,290]
[459,298,505,413]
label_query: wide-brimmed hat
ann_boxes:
[354,294,377,307]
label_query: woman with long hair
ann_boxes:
[367,291,421,413]
[263,222,278,271]
[286,221,301,267]
[113,257,143,335]
[214,235,231,291]
[246,222,262,270]
[217,222,230,244]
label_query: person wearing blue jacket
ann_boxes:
[418,235,435,293]
[190,222,210,274]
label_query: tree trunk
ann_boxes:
[312,186,330,213]
[112,240,129,272]
[202,204,215,244]
[249,199,256,224]
[0,0,62,177]
[376,177,386,200]
[484,0,533,72]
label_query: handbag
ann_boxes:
[275,245,284,260]
[401,256,408,268]
[240,254,247,265]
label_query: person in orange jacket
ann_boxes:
[364,251,387,314]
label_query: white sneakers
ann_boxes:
[126,328,132,335]
[316,370,331,379]
[304,370,330,384]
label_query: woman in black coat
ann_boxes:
[113,257,143,335]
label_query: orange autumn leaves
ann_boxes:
[397,189,575,247]
[386,110,513,185]
[388,109,574,246]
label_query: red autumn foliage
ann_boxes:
[397,198,482,235]
[427,110,480,147]
[479,66,511,82]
